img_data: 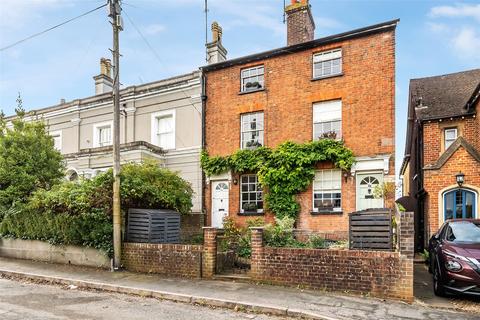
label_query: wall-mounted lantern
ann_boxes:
[455,172,465,187]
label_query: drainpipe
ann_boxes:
[201,70,207,226]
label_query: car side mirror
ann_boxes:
[433,234,440,241]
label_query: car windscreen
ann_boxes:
[445,222,480,243]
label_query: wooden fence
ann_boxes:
[349,208,392,250]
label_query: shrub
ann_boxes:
[0,205,113,255]
[0,161,193,256]
[0,112,64,208]
[307,234,327,249]
[29,160,194,216]
[264,216,297,247]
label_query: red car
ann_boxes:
[428,219,480,296]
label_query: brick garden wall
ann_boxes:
[122,243,203,278]
[249,211,414,302]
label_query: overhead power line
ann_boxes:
[0,3,108,52]
[123,9,203,118]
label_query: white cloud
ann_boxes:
[143,24,166,35]
[429,3,480,22]
[0,0,68,29]
[451,27,480,58]
[427,3,480,61]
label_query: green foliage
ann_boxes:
[0,161,194,256]
[221,217,265,258]
[29,160,194,216]
[120,161,193,214]
[307,234,327,249]
[264,216,297,247]
[0,205,113,255]
[0,111,64,208]
[396,203,406,212]
[420,249,430,264]
[201,139,355,219]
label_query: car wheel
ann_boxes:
[433,261,446,297]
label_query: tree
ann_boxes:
[0,100,64,208]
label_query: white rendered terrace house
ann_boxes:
[5,58,203,218]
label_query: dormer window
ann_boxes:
[313,49,342,79]
[444,128,457,149]
[241,65,264,92]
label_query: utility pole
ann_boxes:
[109,0,122,270]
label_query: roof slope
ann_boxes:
[202,19,399,72]
[410,69,480,120]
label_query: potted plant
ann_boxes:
[242,202,258,213]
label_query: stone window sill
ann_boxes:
[311,73,343,82]
[238,211,264,216]
[238,88,265,95]
[311,210,343,216]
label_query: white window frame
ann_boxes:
[50,130,62,152]
[313,48,342,79]
[151,109,176,150]
[241,112,264,150]
[93,121,113,148]
[313,100,342,140]
[240,174,263,213]
[444,128,457,149]
[241,65,265,92]
[313,169,342,212]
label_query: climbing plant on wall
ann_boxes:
[201,139,355,219]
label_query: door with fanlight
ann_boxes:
[356,173,384,210]
[212,181,229,228]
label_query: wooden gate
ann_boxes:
[349,208,392,251]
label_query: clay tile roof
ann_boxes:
[410,69,480,121]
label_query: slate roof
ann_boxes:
[410,69,480,121]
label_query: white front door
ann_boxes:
[212,181,229,228]
[356,172,384,210]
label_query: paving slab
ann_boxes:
[0,257,477,320]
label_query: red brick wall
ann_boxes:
[422,113,480,239]
[423,147,480,238]
[249,211,414,302]
[122,243,203,278]
[204,29,396,233]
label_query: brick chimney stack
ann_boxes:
[285,0,315,46]
[93,58,113,95]
[206,22,227,64]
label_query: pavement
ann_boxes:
[0,257,478,320]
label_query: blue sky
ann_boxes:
[1,0,479,176]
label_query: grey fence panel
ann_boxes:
[349,208,392,251]
[126,208,180,244]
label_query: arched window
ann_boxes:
[444,189,477,220]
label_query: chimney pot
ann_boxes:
[206,22,227,64]
[94,57,113,95]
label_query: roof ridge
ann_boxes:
[411,68,480,81]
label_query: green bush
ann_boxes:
[307,234,327,249]
[0,205,113,255]
[29,160,194,216]
[0,161,193,256]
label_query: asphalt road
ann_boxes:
[0,278,284,320]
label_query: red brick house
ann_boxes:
[400,69,480,250]
[201,0,398,238]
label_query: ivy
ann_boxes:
[201,139,355,219]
